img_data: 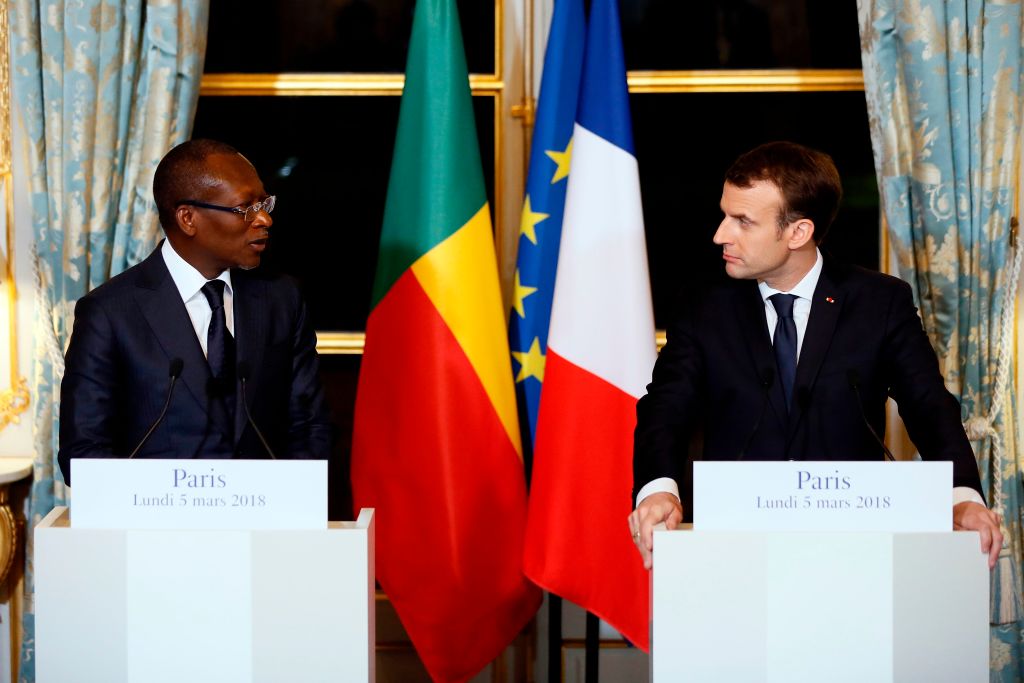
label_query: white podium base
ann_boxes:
[652,527,988,683]
[36,507,374,683]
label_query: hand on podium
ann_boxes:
[953,501,1003,569]
[629,492,683,570]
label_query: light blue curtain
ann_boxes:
[9,1,208,678]
[858,1,1024,679]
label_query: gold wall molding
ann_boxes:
[316,332,366,355]
[627,69,864,93]
[202,68,863,98]
[0,0,29,431]
[0,1,9,176]
[315,331,667,355]
[199,73,504,97]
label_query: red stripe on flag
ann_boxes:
[524,348,650,651]
[353,270,541,682]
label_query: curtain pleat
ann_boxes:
[9,1,208,678]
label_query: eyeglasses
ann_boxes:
[181,195,276,223]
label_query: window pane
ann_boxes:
[632,91,878,328]
[319,354,360,519]
[622,0,862,70]
[190,95,496,330]
[204,0,494,74]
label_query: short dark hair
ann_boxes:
[724,141,842,243]
[152,139,243,232]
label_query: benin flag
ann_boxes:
[351,1,541,681]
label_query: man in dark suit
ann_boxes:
[629,142,1002,568]
[58,139,332,485]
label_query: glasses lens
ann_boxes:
[244,196,276,222]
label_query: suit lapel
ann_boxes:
[133,247,211,415]
[786,264,843,447]
[231,272,268,444]
[735,281,788,427]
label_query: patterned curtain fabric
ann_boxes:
[9,1,208,679]
[859,1,1024,679]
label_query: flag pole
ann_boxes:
[585,611,599,682]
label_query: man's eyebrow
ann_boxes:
[721,206,750,221]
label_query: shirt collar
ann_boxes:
[160,239,233,303]
[758,248,823,303]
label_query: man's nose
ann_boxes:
[251,210,272,229]
[712,221,728,245]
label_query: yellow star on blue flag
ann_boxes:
[508,0,585,462]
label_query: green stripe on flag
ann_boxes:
[371,0,488,309]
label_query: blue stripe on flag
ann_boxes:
[577,0,634,156]
[509,0,586,458]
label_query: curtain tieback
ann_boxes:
[962,415,995,441]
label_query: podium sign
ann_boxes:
[71,459,327,530]
[693,461,951,532]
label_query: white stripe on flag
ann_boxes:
[547,123,657,399]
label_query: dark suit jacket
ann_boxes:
[633,259,984,503]
[58,245,332,485]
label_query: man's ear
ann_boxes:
[176,205,198,237]
[788,218,815,249]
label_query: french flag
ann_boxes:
[522,0,657,651]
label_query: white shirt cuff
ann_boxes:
[636,477,680,508]
[952,486,985,507]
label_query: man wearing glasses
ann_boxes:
[57,139,332,485]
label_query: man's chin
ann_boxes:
[237,255,261,271]
[723,262,747,280]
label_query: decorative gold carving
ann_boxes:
[0,486,18,588]
[0,175,27,430]
[0,1,10,175]
[0,2,27,430]
[0,377,29,429]
[627,69,865,93]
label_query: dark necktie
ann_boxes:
[200,279,236,441]
[201,280,231,380]
[770,293,798,411]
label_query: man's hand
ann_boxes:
[954,501,1003,569]
[628,492,683,570]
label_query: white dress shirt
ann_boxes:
[636,248,983,508]
[161,240,234,359]
[758,248,823,358]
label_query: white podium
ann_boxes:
[35,506,375,683]
[652,526,988,683]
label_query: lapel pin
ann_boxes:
[825,297,835,304]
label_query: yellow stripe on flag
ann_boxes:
[411,205,523,458]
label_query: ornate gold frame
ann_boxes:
[0,0,30,430]
[196,11,867,360]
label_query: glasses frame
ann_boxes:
[180,195,276,223]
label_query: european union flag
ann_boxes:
[509,0,586,467]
